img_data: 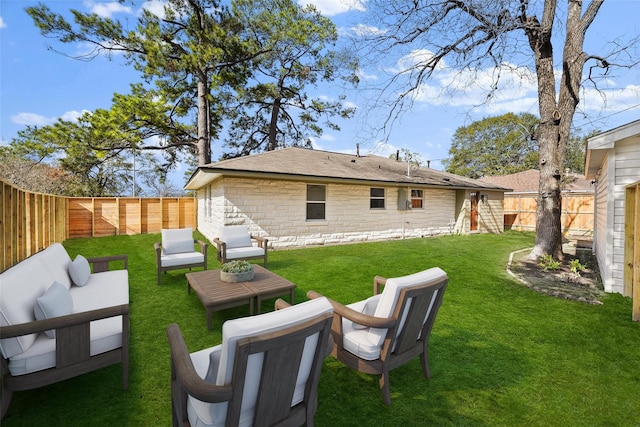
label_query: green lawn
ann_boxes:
[3,231,640,426]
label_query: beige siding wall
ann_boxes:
[593,137,640,294]
[594,155,612,291]
[612,139,640,293]
[478,190,506,234]
[197,177,470,248]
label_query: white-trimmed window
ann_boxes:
[370,187,385,209]
[306,184,326,220]
[411,189,424,209]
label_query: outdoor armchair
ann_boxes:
[213,226,268,267]
[155,228,208,285]
[166,297,334,427]
[307,267,448,405]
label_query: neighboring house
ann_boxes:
[185,147,509,249]
[585,119,640,297]
[480,169,594,236]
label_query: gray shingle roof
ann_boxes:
[185,147,509,191]
[479,169,594,192]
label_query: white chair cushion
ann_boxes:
[162,228,195,255]
[34,281,73,339]
[69,254,91,286]
[224,247,265,260]
[185,297,333,427]
[0,256,54,359]
[367,268,447,347]
[341,298,383,360]
[161,252,205,268]
[219,226,252,249]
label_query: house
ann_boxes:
[585,119,640,302]
[480,169,594,236]
[185,147,510,249]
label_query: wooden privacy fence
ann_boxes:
[1,180,196,271]
[503,191,594,237]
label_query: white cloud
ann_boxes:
[11,113,52,127]
[61,110,90,122]
[11,110,90,127]
[405,61,539,115]
[349,23,385,37]
[580,84,640,113]
[84,1,133,18]
[140,0,166,19]
[298,0,365,16]
[0,16,6,29]
[357,68,378,82]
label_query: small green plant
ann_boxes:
[538,254,561,271]
[570,258,587,275]
[220,260,252,273]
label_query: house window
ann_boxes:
[411,189,424,209]
[370,187,385,209]
[307,184,326,220]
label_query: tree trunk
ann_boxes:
[527,0,603,260]
[197,75,211,165]
[268,97,281,152]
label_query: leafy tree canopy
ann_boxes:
[444,113,589,179]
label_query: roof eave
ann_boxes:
[186,167,509,192]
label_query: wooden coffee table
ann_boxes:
[186,265,296,330]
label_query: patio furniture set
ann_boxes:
[1,225,449,426]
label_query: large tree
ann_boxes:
[445,113,539,178]
[444,112,589,178]
[359,0,637,259]
[27,0,252,166]
[222,0,357,158]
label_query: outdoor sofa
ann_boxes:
[0,243,129,419]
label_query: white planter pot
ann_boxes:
[220,267,254,283]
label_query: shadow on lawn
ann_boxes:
[316,323,528,426]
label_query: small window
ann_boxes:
[370,187,385,209]
[307,184,326,220]
[411,189,423,209]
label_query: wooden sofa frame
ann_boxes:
[0,255,130,420]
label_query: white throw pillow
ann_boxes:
[68,254,91,286]
[34,281,73,339]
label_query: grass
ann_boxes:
[3,231,640,426]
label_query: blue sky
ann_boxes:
[1,0,639,190]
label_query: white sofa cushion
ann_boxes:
[185,297,333,427]
[34,281,73,339]
[36,243,73,290]
[161,252,205,268]
[0,256,54,359]
[162,228,195,255]
[68,254,91,286]
[218,226,252,249]
[7,269,129,376]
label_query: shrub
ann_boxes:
[538,254,561,271]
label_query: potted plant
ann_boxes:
[220,260,254,283]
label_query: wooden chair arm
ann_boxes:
[0,304,129,339]
[87,255,128,273]
[274,298,291,310]
[166,324,233,403]
[306,290,396,329]
[373,275,387,295]
[195,240,208,258]
[251,235,269,249]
